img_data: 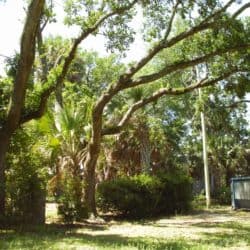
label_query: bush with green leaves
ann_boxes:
[213,186,231,205]
[157,171,193,214]
[56,172,88,223]
[97,171,193,218]
[5,128,49,225]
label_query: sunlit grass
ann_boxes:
[1,207,250,250]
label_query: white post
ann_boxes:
[199,88,211,208]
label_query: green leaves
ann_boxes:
[225,74,250,98]
[0,77,12,125]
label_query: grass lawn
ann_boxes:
[1,206,250,250]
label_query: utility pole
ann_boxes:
[196,64,211,209]
[199,88,211,208]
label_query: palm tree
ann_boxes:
[46,99,92,220]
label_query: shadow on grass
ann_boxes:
[199,231,250,248]
[0,222,108,233]
[193,221,250,248]
[0,224,192,250]
[1,210,250,250]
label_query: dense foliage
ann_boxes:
[97,171,193,218]
[56,172,87,223]
[4,128,49,224]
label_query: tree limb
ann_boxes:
[93,1,250,116]
[232,2,250,19]
[20,88,54,123]
[102,69,241,136]
[127,43,250,88]
[20,1,138,124]
[200,0,234,25]
[37,24,48,81]
[224,100,250,108]
[119,20,217,83]
[163,0,180,41]
[118,0,239,82]
[4,0,45,133]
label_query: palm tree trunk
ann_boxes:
[140,136,151,173]
[138,122,151,173]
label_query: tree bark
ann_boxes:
[84,136,103,215]
[0,0,45,217]
[84,143,100,216]
[84,107,103,215]
[0,131,11,216]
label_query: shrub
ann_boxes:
[97,171,193,218]
[192,194,207,209]
[57,172,88,223]
[156,171,193,214]
[97,174,162,217]
[213,186,231,205]
[5,129,48,225]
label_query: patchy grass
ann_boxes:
[1,207,250,249]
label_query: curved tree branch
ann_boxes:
[224,100,250,108]
[87,1,250,122]
[20,0,138,124]
[119,20,217,83]
[118,0,244,83]
[200,0,234,25]
[232,2,250,19]
[102,69,242,136]
[127,43,250,88]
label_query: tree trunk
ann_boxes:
[29,183,46,225]
[82,88,115,216]
[83,106,103,216]
[84,141,101,216]
[0,0,45,218]
[0,131,11,216]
